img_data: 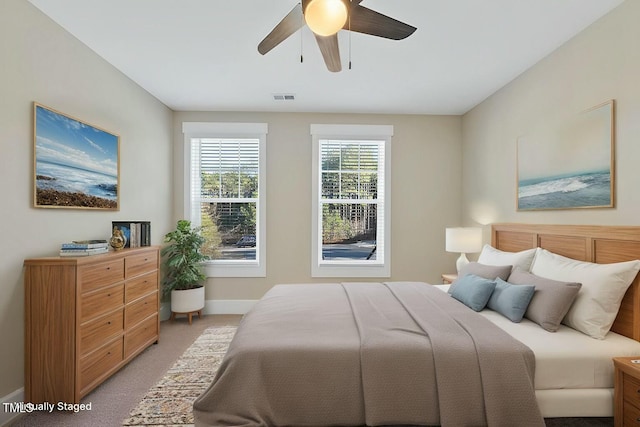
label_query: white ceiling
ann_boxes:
[28,0,624,115]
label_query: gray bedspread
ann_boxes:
[193,282,544,427]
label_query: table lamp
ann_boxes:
[445,227,483,273]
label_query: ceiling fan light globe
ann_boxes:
[305,0,348,37]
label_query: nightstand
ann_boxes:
[441,273,458,284]
[613,356,640,427]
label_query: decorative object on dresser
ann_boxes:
[445,227,483,273]
[33,103,119,210]
[613,356,640,427]
[23,246,160,404]
[110,227,126,251]
[111,221,151,248]
[162,220,208,324]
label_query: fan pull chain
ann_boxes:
[348,0,352,70]
[300,2,304,63]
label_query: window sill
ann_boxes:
[311,263,390,278]
[203,262,266,278]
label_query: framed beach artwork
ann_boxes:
[33,103,120,210]
[516,100,615,211]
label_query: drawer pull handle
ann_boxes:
[107,321,111,325]
[106,267,111,270]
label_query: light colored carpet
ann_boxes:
[122,326,236,426]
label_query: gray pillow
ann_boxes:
[508,267,582,332]
[448,262,512,294]
[487,278,535,322]
[449,274,497,312]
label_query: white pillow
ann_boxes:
[530,248,640,339]
[477,244,538,271]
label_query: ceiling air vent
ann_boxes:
[273,93,295,101]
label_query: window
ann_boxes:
[311,124,392,277]
[182,122,267,277]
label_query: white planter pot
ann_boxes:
[170,286,205,313]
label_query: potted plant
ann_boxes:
[161,220,208,319]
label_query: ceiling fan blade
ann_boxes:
[258,4,304,55]
[314,34,341,72]
[346,5,417,40]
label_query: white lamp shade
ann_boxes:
[304,0,348,36]
[445,227,483,254]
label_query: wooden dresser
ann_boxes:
[24,246,160,404]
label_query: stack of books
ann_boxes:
[59,240,109,257]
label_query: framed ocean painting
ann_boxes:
[33,103,120,210]
[516,100,615,211]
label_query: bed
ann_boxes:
[193,223,640,426]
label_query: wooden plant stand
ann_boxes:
[170,309,202,325]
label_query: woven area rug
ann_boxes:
[122,326,236,427]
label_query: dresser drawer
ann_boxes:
[81,284,124,322]
[125,291,158,329]
[78,259,125,293]
[623,398,640,426]
[125,271,158,303]
[125,314,158,359]
[125,251,158,279]
[80,309,123,357]
[625,373,640,407]
[79,338,123,392]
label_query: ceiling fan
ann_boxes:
[258,0,417,72]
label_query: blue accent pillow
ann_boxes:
[449,274,497,311]
[487,278,535,322]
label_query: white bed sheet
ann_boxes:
[434,284,640,389]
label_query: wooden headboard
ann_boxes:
[491,223,640,341]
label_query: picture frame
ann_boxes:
[516,100,615,211]
[33,103,120,210]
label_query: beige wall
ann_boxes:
[0,0,173,399]
[461,0,640,231]
[173,112,463,301]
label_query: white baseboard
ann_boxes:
[1,388,24,427]
[160,299,257,319]
[204,299,257,314]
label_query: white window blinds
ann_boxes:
[183,122,267,278]
[311,124,392,278]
